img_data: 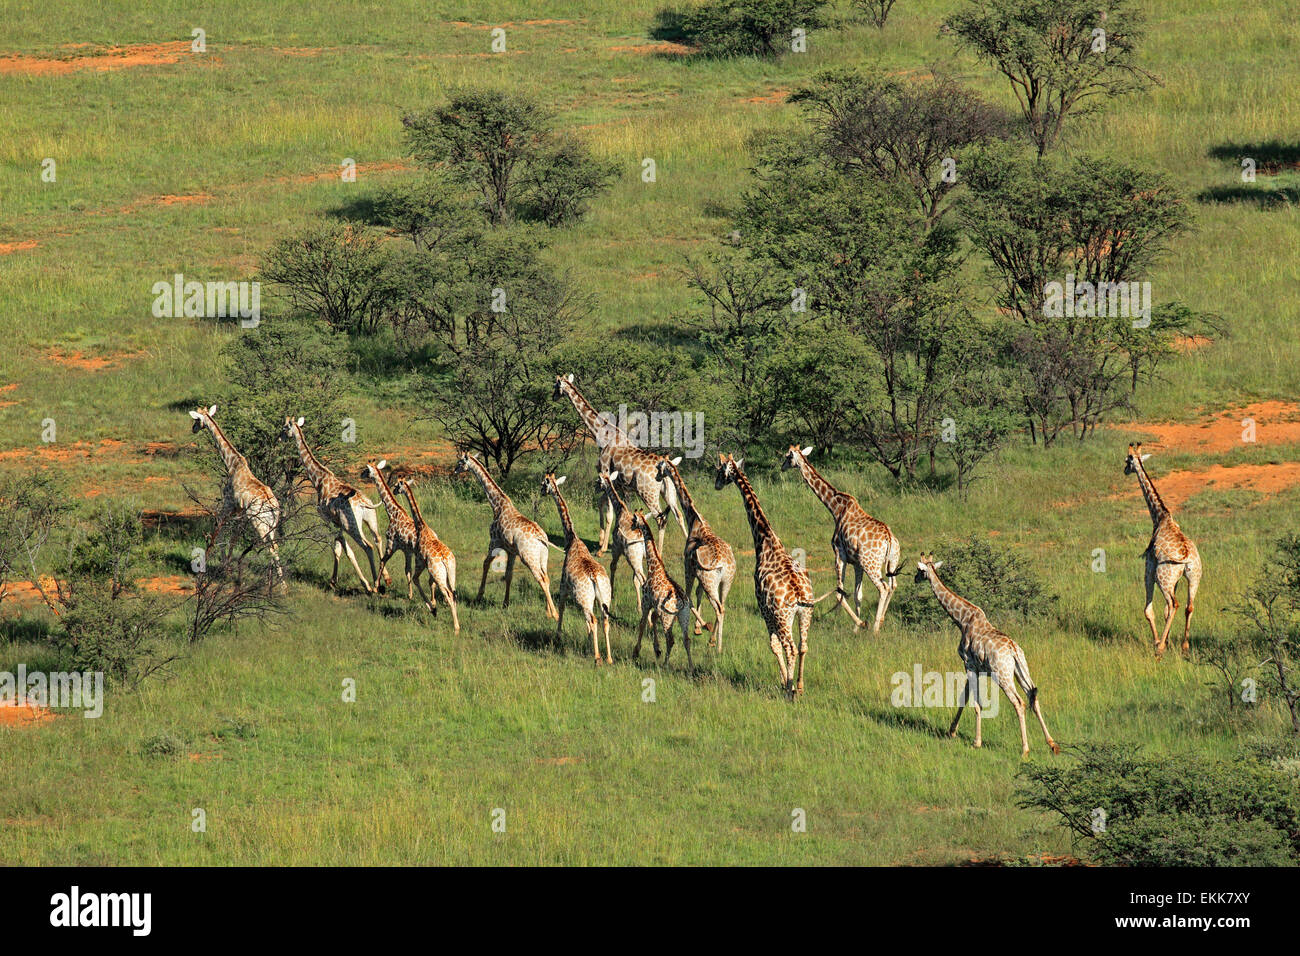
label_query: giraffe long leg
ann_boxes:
[768,631,791,694]
[949,670,975,741]
[476,549,494,603]
[404,551,415,600]
[1013,652,1059,753]
[1182,559,1201,655]
[679,600,693,670]
[595,497,614,556]
[412,561,435,613]
[633,604,649,660]
[554,579,569,648]
[866,567,890,633]
[795,606,810,696]
[330,538,344,589]
[520,547,557,620]
[608,541,622,612]
[602,604,612,665]
[502,552,516,608]
[1156,564,1180,654]
[364,510,391,588]
[833,554,860,628]
[630,547,646,615]
[1142,556,1162,653]
[584,605,600,663]
[434,563,459,632]
[852,562,867,625]
[340,535,373,593]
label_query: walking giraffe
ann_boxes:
[541,472,613,664]
[1124,443,1202,656]
[656,456,736,652]
[915,553,1059,756]
[629,511,694,670]
[597,469,647,614]
[393,477,460,632]
[781,445,900,631]
[553,373,686,549]
[714,454,813,697]
[189,405,284,588]
[359,459,424,608]
[454,453,559,620]
[282,416,388,593]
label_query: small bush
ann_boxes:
[898,534,1055,629]
[1016,743,1300,866]
[657,0,828,58]
[139,732,186,758]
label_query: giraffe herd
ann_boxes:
[185,384,1203,754]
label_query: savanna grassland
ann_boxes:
[1,1,1299,865]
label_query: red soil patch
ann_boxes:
[0,41,192,76]
[1172,334,1213,352]
[138,575,191,596]
[188,752,222,762]
[609,42,692,55]
[0,438,132,464]
[746,88,789,104]
[0,699,57,727]
[44,348,145,371]
[272,47,322,57]
[0,239,39,255]
[1140,462,1300,509]
[1120,401,1300,454]
[535,756,582,765]
[148,193,212,206]
[141,507,206,530]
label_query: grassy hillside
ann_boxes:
[1,1,1298,865]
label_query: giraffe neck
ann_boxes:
[562,381,628,448]
[1133,460,1170,528]
[662,462,702,531]
[732,470,778,552]
[204,418,247,477]
[289,423,333,493]
[794,454,843,518]
[927,569,978,629]
[549,486,577,543]
[398,484,426,530]
[370,467,405,519]
[642,518,668,579]
[463,459,509,516]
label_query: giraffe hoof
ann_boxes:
[1049,742,1061,755]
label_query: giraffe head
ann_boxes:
[392,475,414,496]
[453,452,477,475]
[188,404,218,433]
[630,510,653,539]
[1123,442,1151,475]
[914,552,944,584]
[780,445,814,471]
[653,456,684,482]
[280,415,305,441]
[540,470,567,499]
[596,469,619,496]
[553,372,575,400]
[713,453,744,490]
[360,458,389,484]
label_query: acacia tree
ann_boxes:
[960,146,1194,443]
[790,68,1015,227]
[945,0,1156,156]
[402,88,616,226]
[734,139,976,480]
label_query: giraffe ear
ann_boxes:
[735,458,744,471]
[566,372,574,383]
[377,459,388,470]
[1141,454,1151,461]
[801,446,813,457]
[207,405,217,416]
[671,456,682,466]
[917,561,925,570]
[609,470,619,481]
[188,410,200,419]
[933,561,943,569]
[296,416,305,427]
[555,475,567,486]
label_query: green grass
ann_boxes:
[2,0,1299,865]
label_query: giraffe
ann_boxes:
[713,454,813,697]
[541,472,613,664]
[656,456,736,652]
[553,373,686,549]
[359,459,425,608]
[1124,443,1203,656]
[781,445,901,632]
[915,553,1059,756]
[597,469,647,615]
[629,511,694,671]
[282,416,388,594]
[393,476,460,632]
[454,453,559,620]
[189,405,284,589]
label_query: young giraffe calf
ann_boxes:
[629,511,695,670]
[915,553,1059,756]
[597,469,647,614]
[189,405,284,589]
[656,456,735,653]
[541,472,613,664]
[360,459,425,609]
[393,476,460,632]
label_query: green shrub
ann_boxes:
[898,534,1056,629]
[655,0,827,58]
[1016,743,1300,866]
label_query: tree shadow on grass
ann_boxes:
[859,704,950,740]
[1200,141,1300,208]
[1206,141,1300,169]
[1196,183,1300,209]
